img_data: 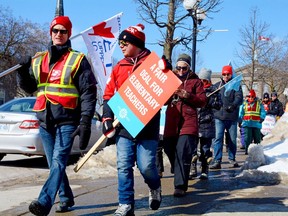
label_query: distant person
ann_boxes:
[262,92,271,113]
[163,54,207,197]
[210,65,243,169]
[267,92,284,120]
[189,68,222,180]
[102,24,162,215]
[239,89,266,154]
[17,16,97,215]
[239,95,250,150]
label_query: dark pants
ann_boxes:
[174,135,197,191]
[163,136,178,173]
[244,127,261,154]
[198,137,213,163]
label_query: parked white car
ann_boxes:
[0,97,103,161]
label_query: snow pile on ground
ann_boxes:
[237,112,288,184]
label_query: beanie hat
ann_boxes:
[271,92,277,97]
[50,16,72,38]
[198,68,212,81]
[263,92,269,99]
[249,89,256,98]
[177,54,191,67]
[118,24,145,49]
[222,65,233,75]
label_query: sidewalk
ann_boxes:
[3,149,288,216]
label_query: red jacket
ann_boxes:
[103,49,160,140]
[164,72,207,137]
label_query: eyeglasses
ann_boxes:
[52,28,68,35]
[176,66,188,71]
[118,40,129,47]
[222,73,231,76]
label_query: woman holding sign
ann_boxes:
[163,54,207,197]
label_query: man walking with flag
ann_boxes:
[210,65,243,169]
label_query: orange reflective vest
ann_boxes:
[32,50,84,111]
[243,100,261,121]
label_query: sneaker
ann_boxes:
[210,161,221,169]
[199,163,208,180]
[229,160,239,168]
[55,200,75,212]
[173,188,186,197]
[149,187,162,210]
[199,172,208,180]
[29,200,48,216]
[113,204,135,216]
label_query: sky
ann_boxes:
[1,0,288,73]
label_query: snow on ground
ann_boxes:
[237,112,288,184]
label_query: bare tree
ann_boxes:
[0,6,49,100]
[133,0,222,63]
[235,8,288,96]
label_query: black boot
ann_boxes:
[189,160,197,179]
[199,162,209,180]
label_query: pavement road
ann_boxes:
[1,149,288,216]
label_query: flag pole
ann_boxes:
[207,73,242,97]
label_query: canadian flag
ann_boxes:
[259,36,270,41]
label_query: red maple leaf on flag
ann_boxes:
[259,36,270,41]
[88,22,114,38]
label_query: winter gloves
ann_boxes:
[18,55,32,75]
[102,100,116,139]
[226,104,236,113]
[71,115,91,150]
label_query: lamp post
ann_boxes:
[183,0,206,73]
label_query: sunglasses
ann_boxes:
[52,28,68,34]
[222,73,231,76]
[176,66,188,71]
[118,40,129,47]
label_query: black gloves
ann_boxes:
[71,116,91,150]
[158,55,172,72]
[19,56,32,70]
[226,105,236,113]
[211,100,221,110]
[102,117,115,138]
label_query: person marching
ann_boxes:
[17,16,97,215]
[102,24,163,216]
[189,68,222,180]
[239,89,266,154]
[267,92,284,120]
[210,65,243,169]
[163,54,207,197]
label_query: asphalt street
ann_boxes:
[1,149,288,216]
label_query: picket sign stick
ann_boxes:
[0,52,46,79]
[73,118,120,173]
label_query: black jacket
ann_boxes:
[213,79,243,122]
[17,40,97,128]
[198,84,222,138]
[267,98,284,117]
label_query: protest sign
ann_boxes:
[108,52,181,137]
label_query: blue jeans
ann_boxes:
[38,125,76,213]
[116,136,161,205]
[213,119,237,162]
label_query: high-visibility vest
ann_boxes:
[243,100,261,121]
[32,49,84,111]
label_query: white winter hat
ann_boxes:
[198,68,212,81]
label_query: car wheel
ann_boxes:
[0,153,6,161]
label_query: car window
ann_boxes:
[0,98,36,112]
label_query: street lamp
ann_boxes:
[183,0,206,72]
